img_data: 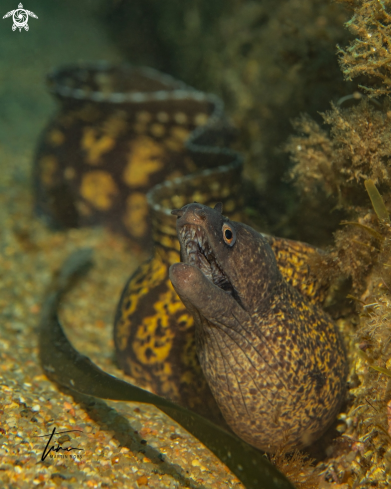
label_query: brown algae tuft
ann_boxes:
[338,0,391,97]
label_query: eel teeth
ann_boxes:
[179,224,233,294]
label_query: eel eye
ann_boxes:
[222,223,236,247]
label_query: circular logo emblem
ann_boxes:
[12,8,28,31]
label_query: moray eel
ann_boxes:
[34,62,346,451]
[169,203,347,452]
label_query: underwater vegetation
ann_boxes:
[286,100,391,292]
[285,0,391,485]
[338,0,391,97]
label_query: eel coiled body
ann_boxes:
[170,203,347,452]
[33,62,239,247]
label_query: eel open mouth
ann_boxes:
[179,224,234,294]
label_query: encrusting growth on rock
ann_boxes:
[270,449,319,489]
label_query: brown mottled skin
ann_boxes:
[169,203,347,452]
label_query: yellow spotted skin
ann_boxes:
[266,235,328,304]
[114,245,229,423]
[33,64,222,246]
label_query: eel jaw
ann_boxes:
[179,224,234,294]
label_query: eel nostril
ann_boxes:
[194,209,206,220]
[171,208,184,217]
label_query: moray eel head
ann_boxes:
[170,202,280,316]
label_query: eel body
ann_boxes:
[33,62,239,247]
